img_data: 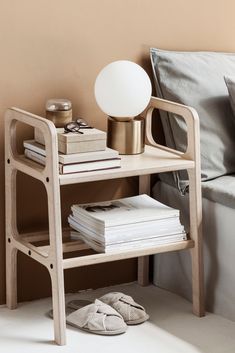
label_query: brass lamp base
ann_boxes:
[107,116,145,155]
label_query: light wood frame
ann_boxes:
[5,97,204,345]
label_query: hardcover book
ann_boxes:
[23,140,119,164]
[24,140,121,174]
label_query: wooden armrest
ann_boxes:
[144,97,200,164]
[5,107,59,178]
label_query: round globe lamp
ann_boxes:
[94,60,152,154]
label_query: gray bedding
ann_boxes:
[153,180,235,321]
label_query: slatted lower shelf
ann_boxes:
[15,228,194,269]
[62,239,195,269]
[16,230,194,269]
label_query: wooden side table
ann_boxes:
[5,97,204,345]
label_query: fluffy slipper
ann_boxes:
[68,292,149,325]
[49,299,127,335]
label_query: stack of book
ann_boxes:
[68,194,186,253]
[24,127,121,174]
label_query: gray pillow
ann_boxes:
[224,75,235,116]
[150,48,235,192]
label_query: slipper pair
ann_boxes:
[57,292,149,336]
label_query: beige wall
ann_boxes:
[1,0,235,304]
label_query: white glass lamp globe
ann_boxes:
[94,60,152,120]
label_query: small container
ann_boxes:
[35,127,107,154]
[46,99,72,127]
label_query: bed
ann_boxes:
[150,48,235,320]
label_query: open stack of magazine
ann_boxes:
[68,194,187,253]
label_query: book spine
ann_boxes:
[60,154,119,164]
[70,209,182,236]
[71,207,179,228]
[25,148,120,175]
[69,216,185,244]
[23,141,46,157]
[24,140,119,164]
[62,159,121,174]
[69,230,186,253]
[24,149,46,165]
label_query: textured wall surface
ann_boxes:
[1,0,235,304]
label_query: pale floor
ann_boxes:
[0,283,235,353]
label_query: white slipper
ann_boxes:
[68,292,149,325]
[49,299,127,335]
[99,292,149,325]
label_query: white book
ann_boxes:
[71,194,180,229]
[70,209,183,235]
[23,140,119,164]
[68,216,185,245]
[70,231,187,253]
[59,159,121,174]
[25,148,121,174]
[25,149,45,166]
[68,214,185,241]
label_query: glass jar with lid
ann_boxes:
[46,99,72,127]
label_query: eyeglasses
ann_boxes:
[64,119,93,134]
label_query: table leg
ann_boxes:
[138,175,151,286]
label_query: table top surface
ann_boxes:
[59,145,194,185]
